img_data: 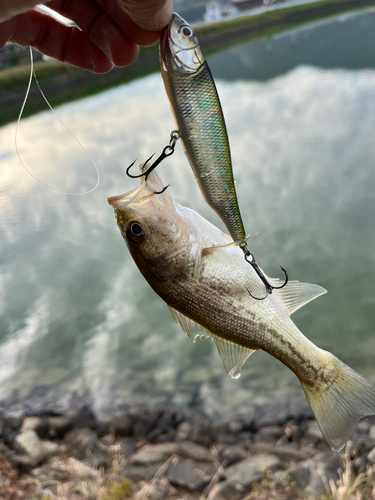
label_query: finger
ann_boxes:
[2,10,120,73]
[50,0,161,48]
[116,0,173,31]
[0,0,41,22]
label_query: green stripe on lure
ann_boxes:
[159,13,288,300]
[160,12,245,244]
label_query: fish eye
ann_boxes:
[181,26,193,37]
[125,221,145,242]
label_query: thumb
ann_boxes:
[116,0,173,31]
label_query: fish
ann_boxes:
[108,170,375,452]
[160,12,246,244]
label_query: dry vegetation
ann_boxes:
[0,442,374,500]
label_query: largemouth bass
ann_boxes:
[108,171,375,452]
[160,13,246,243]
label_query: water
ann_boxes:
[1,9,375,421]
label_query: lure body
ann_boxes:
[160,13,246,242]
[108,171,375,453]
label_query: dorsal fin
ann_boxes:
[211,334,256,379]
[269,279,327,316]
[168,306,256,378]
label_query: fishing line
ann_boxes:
[15,47,100,195]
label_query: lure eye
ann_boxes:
[181,26,193,37]
[125,221,145,242]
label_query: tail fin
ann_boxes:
[301,354,375,452]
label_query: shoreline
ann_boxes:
[1,403,375,499]
[1,0,374,128]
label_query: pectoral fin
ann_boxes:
[168,306,256,378]
[168,306,211,342]
[269,279,327,316]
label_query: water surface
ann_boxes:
[1,9,375,420]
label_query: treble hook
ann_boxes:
[239,242,288,301]
[126,130,180,194]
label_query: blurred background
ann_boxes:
[1,0,375,422]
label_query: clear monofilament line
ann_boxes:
[15,48,100,195]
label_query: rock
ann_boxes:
[248,443,317,462]
[285,452,340,497]
[369,425,375,440]
[120,465,151,480]
[367,446,375,464]
[3,409,25,432]
[67,429,112,470]
[155,430,177,443]
[112,415,133,437]
[251,413,288,432]
[214,432,238,446]
[283,460,310,489]
[133,411,161,437]
[354,436,375,454]
[121,463,167,481]
[130,440,214,466]
[96,416,112,436]
[3,428,18,447]
[147,428,163,442]
[168,457,216,492]
[304,420,322,444]
[157,410,183,433]
[178,441,215,462]
[283,423,302,442]
[130,443,179,466]
[224,454,282,487]
[228,421,243,435]
[68,406,97,430]
[14,429,58,465]
[20,417,42,434]
[191,421,214,447]
[47,416,72,438]
[352,456,367,473]
[220,446,249,466]
[120,437,137,459]
[357,420,371,434]
[176,422,191,441]
[253,426,284,445]
[30,467,46,478]
[236,432,252,444]
[207,480,244,500]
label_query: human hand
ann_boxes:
[0,0,173,73]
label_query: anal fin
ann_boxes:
[212,335,257,379]
[168,306,211,342]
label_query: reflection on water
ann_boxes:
[0,10,375,420]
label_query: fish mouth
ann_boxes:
[107,183,157,211]
[107,185,141,208]
[160,15,173,67]
[171,12,183,23]
[107,193,124,207]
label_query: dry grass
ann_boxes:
[0,440,373,500]
[322,448,375,500]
